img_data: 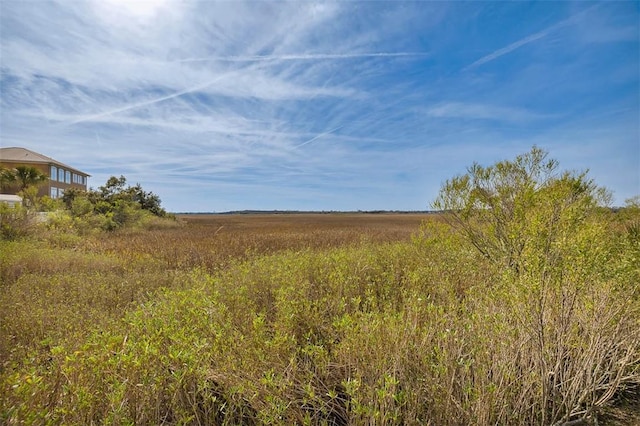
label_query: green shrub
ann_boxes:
[0,203,35,240]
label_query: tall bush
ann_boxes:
[432,146,610,276]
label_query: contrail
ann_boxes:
[463,4,599,71]
[64,74,230,126]
[294,125,345,149]
[177,52,429,63]
[465,31,552,70]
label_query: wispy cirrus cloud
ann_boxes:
[177,52,430,63]
[1,1,637,211]
[426,102,553,123]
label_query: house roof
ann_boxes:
[0,147,90,177]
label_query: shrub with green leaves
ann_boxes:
[59,175,170,232]
[432,146,611,276]
[0,202,36,240]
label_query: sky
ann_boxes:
[1,0,638,212]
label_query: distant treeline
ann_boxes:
[176,210,440,215]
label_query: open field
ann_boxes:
[175,213,434,245]
[178,212,432,230]
[81,213,436,274]
[1,212,639,425]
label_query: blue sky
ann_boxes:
[1,1,638,212]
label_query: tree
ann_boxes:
[60,176,168,231]
[432,146,610,275]
[625,195,640,209]
[92,176,164,216]
[0,166,16,191]
[14,165,48,191]
[128,183,165,217]
[98,175,128,202]
[61,188,85,210]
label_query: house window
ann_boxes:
[73,174,86,185]
[58,168,65,182]
[50,165,58,181]
[65,171,71,184]
[50,187,58,198]
[59,188,65,197]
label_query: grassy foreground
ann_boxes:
[1,212,639,425]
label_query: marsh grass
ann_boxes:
[1,213,638,424]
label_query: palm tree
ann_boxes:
[14,165,48,191]
[0,166,16,191]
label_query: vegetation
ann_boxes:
[0,165,49,239]
[1,149,638,425]
[0,166,17,191]
[0,165,48,208]
[58,175,169,232]
[432,146,611,275]
[0,202,31,240]
[0,174,172,239]
[13,165,48,192]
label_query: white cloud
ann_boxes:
[426,102,550,123]
[94,0,175,22]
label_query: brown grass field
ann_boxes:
[176,212,432,237]
[84,213,438,273]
